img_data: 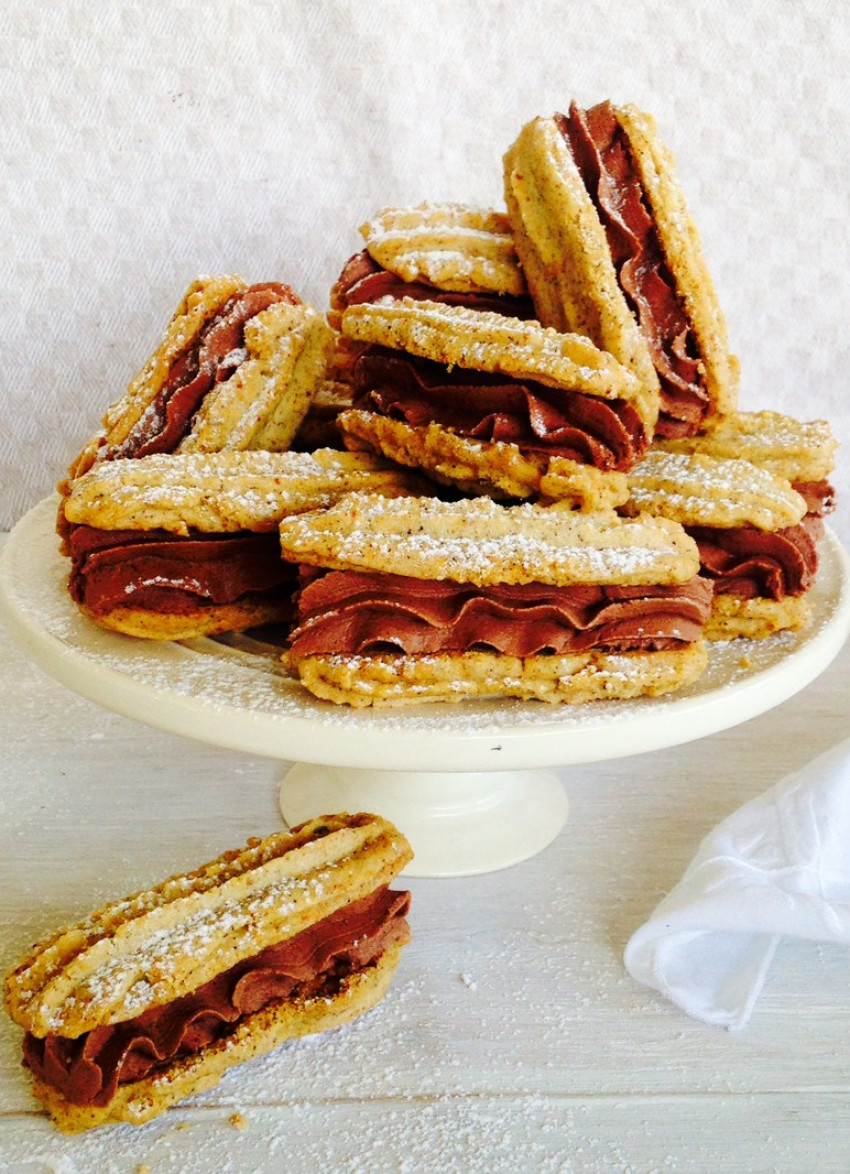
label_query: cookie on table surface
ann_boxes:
[3,813,413,1132]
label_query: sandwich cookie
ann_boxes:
[3,813,413,1132]
[327,203,537,413]
[337,298,652,509]
[330,202,535,327]
[503,101,739,438]
[624,449,819,638]
[62,449,424,639]
[65,275,335,485]
[278,491,712,706]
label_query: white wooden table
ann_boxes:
[2,530,850,1173]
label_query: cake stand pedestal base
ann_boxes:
[279,764,569,878]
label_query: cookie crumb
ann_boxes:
[230,1111,248,1131]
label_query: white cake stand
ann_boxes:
[2,496,849,877]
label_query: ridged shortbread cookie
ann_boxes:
[653,410,838,484]
[4,813,413,1131]
[341,299,642,404]
[63,450,424,640]
[338,407,629,508]
[359,202,528,296]
[503,102,739,438]
[66,276,335,483]
[624,450,808,531]
[337,298,650,507]
[278,491,701,587]
[63,449,426,536]
[703,594,813,640]
[289,644,709,708]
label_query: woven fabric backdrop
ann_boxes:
[2,0,848,540]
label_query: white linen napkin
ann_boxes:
[624,735,850,1030]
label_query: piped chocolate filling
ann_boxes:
[557,101,708,439]
[688,517,822,600]
[288,569,714,658]
[23,886,410,1108]
[67,524,296,619]
[351,345,649,471]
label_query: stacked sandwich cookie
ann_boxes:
[335,297,654,509]
[3,814,413,1132]
[278,491,713,707]
[503,101,740,439]
[330,202,535,327]
[319,202,538,445]
[624,450,821,638]
[61,449,424,639]
[63,274,335,489]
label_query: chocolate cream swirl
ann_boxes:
[352,346,649,471]
[688,517,821,600]
[23,887,411,1109]
[289,569,714,658]
[67,525,296,618]
[558,101,707,439]
[107,282,300,460]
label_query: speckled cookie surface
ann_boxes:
[4,813,412,1040]
[340,299,642,403]
[67,279,334,482]
[705,594,813,640]
[289,643,708,707]
[654,410,838,483]
[624,450,807,530]
[278,491,701,587]
[359,202,527,295]
[62,449,424,536]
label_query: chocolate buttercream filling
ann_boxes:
[289,569,713,657]
[792,479,835,518]
[557,102,707,439]
[688,517,821,600]
[23,887,411,1108]
[67,524,296,618]
[352,346,648,471]
[332,249,537,320]
[107,282,300,460]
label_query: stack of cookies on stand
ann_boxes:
[57,99,838,708]
[10,97,839,1135]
